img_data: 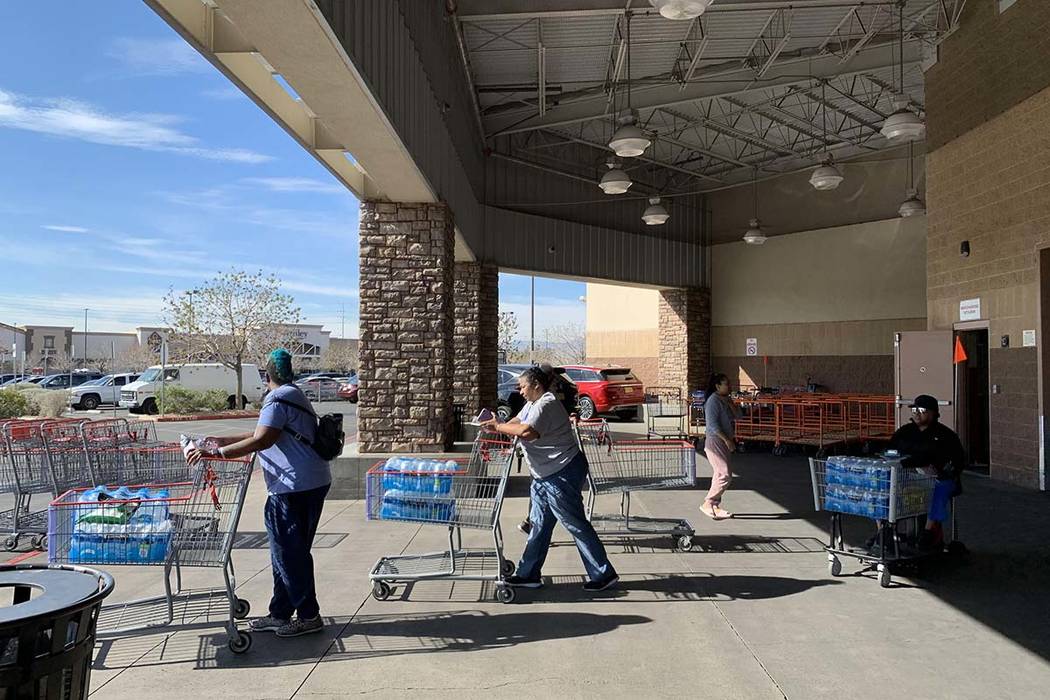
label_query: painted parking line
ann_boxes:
[7,550,42,565]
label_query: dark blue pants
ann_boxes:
[264,484,330,619]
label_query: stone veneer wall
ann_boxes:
[658,288,712,396]
[453,262,498,413]
[358,201,454,453]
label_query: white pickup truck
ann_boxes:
[68,373,141,410]
[119,363,266,415]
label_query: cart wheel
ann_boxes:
[495,586,516,604]
[500,559,516,576]
[2,536,17,552]
[233,598,251,619]
[228,631,252,654]
[877,566,891,588]
[677,535,693,551]
[30,534,46,551]
[372,582,393,601]
[828,555,842,577]
[946,541,969,557]
[736,442,747,454]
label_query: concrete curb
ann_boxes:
[141,411,261,423]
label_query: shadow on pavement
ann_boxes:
[94,610,650,671]
[729,450,1050,662]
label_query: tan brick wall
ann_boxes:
[926,22,1050,486]
[713,355,895,395]
[585,355,659,389]
[925,0,1050,152]
[713,318,926,358]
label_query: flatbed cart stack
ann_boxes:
[575,419,696,551]
[809,455,961,588]
[0,419,83,551]
[49,451,257,653]
[644,386,688,439]
[365,431,518,603]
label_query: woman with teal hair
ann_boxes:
[188,348,332,637]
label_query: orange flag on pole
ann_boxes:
[953,336,968,364]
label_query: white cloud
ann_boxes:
[242,177,345,194]
[201,86,246,101]
[0,291,164,332]
[42,224,90,233]
[281,280,359,298]
[0,88,272,163]
[162,186,357,238]
[107,38,209,76]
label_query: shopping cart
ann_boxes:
[49,453,257,652]
[810,456,961,588]
[575,420,696,551]
[0,419,84,551]
[644,386,688,439]
[365,433,517,603]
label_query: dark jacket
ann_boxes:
[890,421,965,485]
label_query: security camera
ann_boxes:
[547,245,556,254]
[960,241,970,258]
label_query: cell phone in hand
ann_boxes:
[476,408,494,423]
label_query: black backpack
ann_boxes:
[270,397,345,461]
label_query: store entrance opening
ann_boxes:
[955,328,990,474]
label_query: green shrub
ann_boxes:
[15,388,67,418]
[158,387,230,415]
[0,389,30,419]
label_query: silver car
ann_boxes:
[295,376,341,402]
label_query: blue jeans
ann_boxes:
[264,483,330,619]
[517,452,615,582]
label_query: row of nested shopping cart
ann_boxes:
[364,420,697,604]
[0,417,257,653]
[645,387,897,456]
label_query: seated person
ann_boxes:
[889,394,964,551]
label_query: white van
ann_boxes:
[119,363,266,414]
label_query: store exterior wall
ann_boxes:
[924,0,1050,488]
[713,217,927,393]
[585,283,660,387]
[453,262,498,413]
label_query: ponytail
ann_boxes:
[705,373,728,397]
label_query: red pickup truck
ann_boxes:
[563,365,644,421]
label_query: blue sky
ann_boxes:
[0,2,583,340]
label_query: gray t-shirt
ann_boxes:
[704,393,736,440]
[516,392,580,479]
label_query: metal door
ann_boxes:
[894,331,955,430]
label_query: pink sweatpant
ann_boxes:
[704,437,733,505]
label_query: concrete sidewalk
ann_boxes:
[75,449,1050,699]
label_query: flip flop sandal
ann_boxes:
[699,503,719,519]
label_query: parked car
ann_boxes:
[496,364,578,422]
[296,376,341,402]
[337,375,359,403]
[562,365,644,421]
[120,363,266,415]
[68,373,140,410]
[295,371,350,381]
[0,374,19,385]
[37,372,104,390]
[0,375,38,386]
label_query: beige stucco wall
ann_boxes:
[585,283,659,357]
[712,217,928,327]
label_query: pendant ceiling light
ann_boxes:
[810,80,844,191]
[648,0,714,20]
[881,5,926,143]
[743,170,766,245]
[608,12,651,158]
[599,160,632,194]
[898,142,926,217]
[642,196,669,225]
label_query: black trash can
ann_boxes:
[0,564,114,699]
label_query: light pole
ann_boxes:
[530,276,535,364]
[83,308,89,369]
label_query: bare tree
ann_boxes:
[497,312,530,363]
[319,341,359,374]
[164,269,301,406]
[112,343,162,373]
[31,349,74,374]
[545,322,587,365]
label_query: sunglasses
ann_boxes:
[911,407,929,415]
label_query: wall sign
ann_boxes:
[745,338,758,356]
[959,298,981,321]
[1023,330,1036,347]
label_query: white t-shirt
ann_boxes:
[516,392,580,479]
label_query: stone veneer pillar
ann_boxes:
[658,287,712,397]
[358,201,454,452]
[452,262,499,412]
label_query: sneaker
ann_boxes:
[248,615,289,633]
[505,574,543,589]
[517,519,532,535]
[583,574,619,592]
[275,615,324,638]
